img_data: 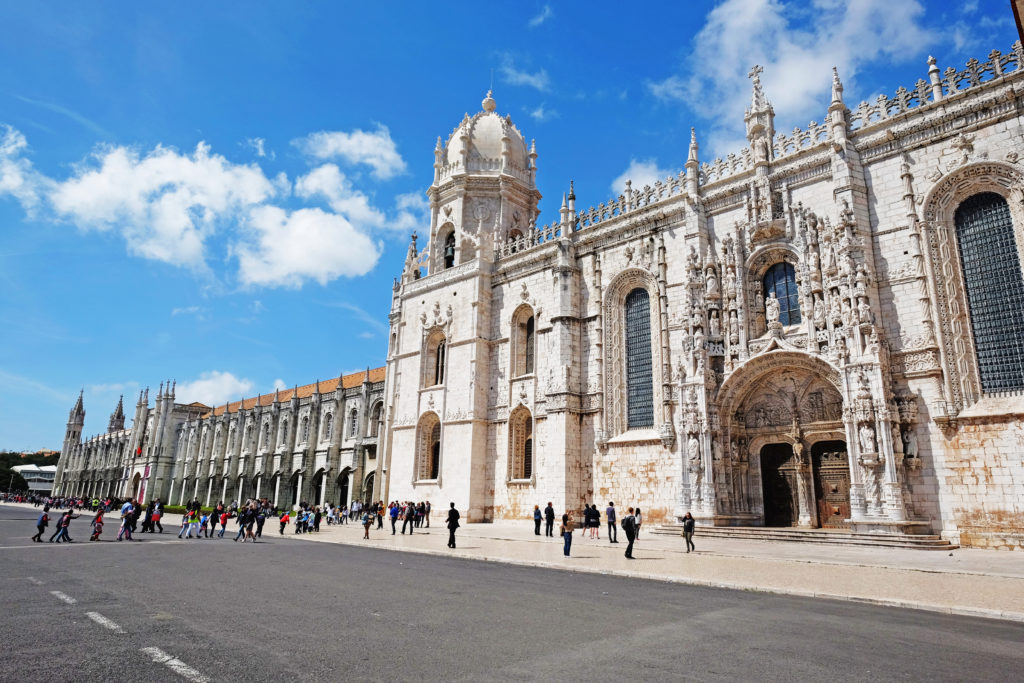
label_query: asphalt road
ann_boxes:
[1,504,1021,682]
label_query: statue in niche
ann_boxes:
[829,296,842,324]
[729,310,739,338]
[765,292,780,323]
[687,434,703,487]
[841,298,853,328]
[725,270,736,296]
[902,426,918,458]
[712,437,723,462]
[859,423,877,454]
[754,137,770,163]
[706,269,719,296]
[813,294,826,330]
[834,334,848,361]
[858,297,872,324]
[709,311,721,336]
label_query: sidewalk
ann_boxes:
[275,515,1024,622]
[15,503,1023,621]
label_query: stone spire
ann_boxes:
[71,388,84,420]
[744,65,775,166]
[686,128,701,197]
[829,66,850,152]
[108,395,125,433]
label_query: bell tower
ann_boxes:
[426,90,541,273]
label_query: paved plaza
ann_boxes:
[2,502,1023,681]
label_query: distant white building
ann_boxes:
[12,464,57,494]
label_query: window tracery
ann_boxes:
[415,412,441,481]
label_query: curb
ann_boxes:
[278,530,1024,624]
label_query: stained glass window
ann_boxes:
[763,262,801,326]
[625,288,654,428]
[955,192,1024,392]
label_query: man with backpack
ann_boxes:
[31,508,49,542]
[621,507,637,560]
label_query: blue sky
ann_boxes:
[0,0,1016,449]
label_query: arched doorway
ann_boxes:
[812,440,851,528]
[287,472,300,509]
[760,443,798,527]
[362,471,375,504]
[311,469,326,506]
[337,468,351,507]
[131,472,142,500]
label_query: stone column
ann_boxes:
[793,441,815,527]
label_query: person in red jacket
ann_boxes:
[279,511,290,535]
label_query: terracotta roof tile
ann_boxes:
[202,367,385,418]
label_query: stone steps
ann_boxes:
[652,524,959,550]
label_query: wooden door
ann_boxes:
[760,444,798,527]
[812,440,851,529]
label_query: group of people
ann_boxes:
[386,501,431,535]
[533,502,697,559]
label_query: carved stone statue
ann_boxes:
[859,423,877,454]
[765,292,780,323]
[706,270,719,296]
[709,311,721,336]
[858,297,871,324]
[813,294,825,330]
[687,434,701,467]
[902,427,918,458]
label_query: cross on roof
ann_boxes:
[748,65,763,81]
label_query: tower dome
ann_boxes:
[441,91,532,178]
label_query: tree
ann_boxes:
[0,467,29,493]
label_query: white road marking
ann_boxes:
[140,647,210,683]
[85,611,125,633]
[50,590,76,604]
[26,576,43,585]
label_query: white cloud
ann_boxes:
[176,371,254,406]
[171,305,202,316]
[392,191,429,233]
[499,54,550,92]
[295,163,387,227]
[359,331,375,339]
[649,0,938,158]
[272,378,287,392]
[0,125,49,211]
[234,206,380,288]
[528,103,559,122]
[610,158,677,197]
[324,300,389,334]
[529,4,553,27]
[293,125,406,180]
[87,381,139,394]
[50,141,277,268]
[246,137,273,159]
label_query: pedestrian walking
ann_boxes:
[544,502,555,537]
[117,501,134,541]
[218,511,229,537]
[402,502,415,535]
[621,507,637,559]
[533,505,542,535]
[152,499,164,533]
[446,502,460,548]
[256,507,266,538]
[362,510,371,539]
[683,511,696,552]
[606,502,618,543]
[90,510,104,541]
[634,507,643,540]
[31,509,49,542]
[424,500,431,528]
[390,502,399,535]
[560,512,574,556]
[279,511,289,535]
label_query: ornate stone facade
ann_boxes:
[54,370,386,510]
[382,44,1024,548]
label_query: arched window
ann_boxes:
[443,232,456,269]
[227,425,235,452]
[262,423,270,451]
[762,262,801,326]
[349,408,358,437]
[424,330,447,387]
[279,419,288,446]
[323,413,333,441]
[368,402,383,437]
[625,288,654,428]
[415,412,441,481]
[955,192,1024,392]
[301,416,309,443]
[509,407,533,481]
[512,308,536,377]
